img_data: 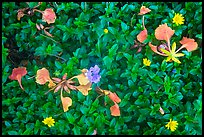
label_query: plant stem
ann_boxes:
[40,34,60,44]
[47,53,66,62]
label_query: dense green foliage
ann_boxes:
[2,2,202,135]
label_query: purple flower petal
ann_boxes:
[87,65,101,83]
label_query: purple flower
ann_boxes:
[86,65,101,83]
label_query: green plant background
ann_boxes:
[2,2,202,135]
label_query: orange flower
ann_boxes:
[108,92,121,103]
[110,103,120,116]
[36,68,56,88]
[9,67,27,90]
[42,8,56,24]
[155,23,175,42]
[71,69,90,85]
[138,6,151,15]
[179,37,198,52]
[60,90,72,112]
[137,28,148,43]
[76,82,92,96]
[95,87,121,116]
[36,68,51,85]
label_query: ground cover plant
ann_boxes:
[2,2,202,135]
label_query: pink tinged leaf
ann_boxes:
[44,29,54,37]
[131,44,138,49]
[137,28,148,43]
[92,129,97,135]
[63,85,70,93]
[9,67,27,90]
[62,73,67,80]
[40,24,44,29]
[110,103,120,116]
[159,107,164,115]
[137,47,142,53]
[36,24,41,30]
[52,77,62,83]
[54,85,62,93]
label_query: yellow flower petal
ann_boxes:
[172,56,181,64]
[174,53,185,57]
[160,48,171,56]
[172,42,176,52]
[166,56,172,62]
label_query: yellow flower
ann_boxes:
[143,58,151,66]
[165,119,178,132]
[160,42,184,64]
[104,29,108,34]
[42,117,55,127]
[172,13,185,26]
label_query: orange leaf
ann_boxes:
[108,92,121,103]
[9,67,27,90]
[110,103,120,116]
[137,28,147,43]
[60,92,72,112]
[76,82,92,96]
[71,69,90,85]
[36,68,51,85]
[179,37,198,52]
[155,23,175,42]
[42,8,56,24]
[138,6,151,15]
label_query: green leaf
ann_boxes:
[8,131,18,135]
[56,25,68,32]
[121,21,128,32]
[108,27,118,35]
[65,112,75,124]
[110,118,116,128]
[73,125,81,135]
[55,61,62,69]
[103,56,113,69]
[123,53,132,61]
[137,115,146,123]
[5,121,11,127]
[2,45,8,67]
[108,44,118,57]
[153,76,163,84]
[86,127,95,135]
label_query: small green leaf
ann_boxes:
[73,125,81,135]
[103,56,113,69]
[8,131,18,135]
